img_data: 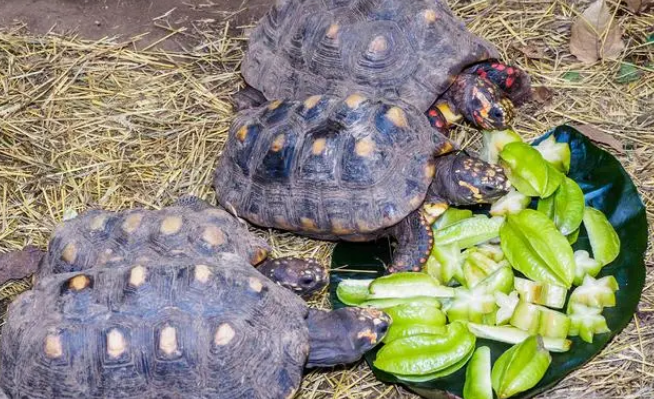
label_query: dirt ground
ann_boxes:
[0,0,269,51]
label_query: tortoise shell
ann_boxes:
[214,93,453,241]
[0,253,308,398]
[37,204,270,279]
[242,0,499,112]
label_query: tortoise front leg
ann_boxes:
[0,246,44,285]
[386,210,434,273]
[232,85,267,112]
[258,257,329,298]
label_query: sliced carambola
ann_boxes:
[495,291,520,325]
[467,323,571,352]
[384,303,446,326]
[514,277,567,309]
[336,279,373,306]
[509,300,541,334]
[433,207,474,230]
[383,324,447,344]
[359,296,441,309]
[537,177,585,235]
[500,209,575,288]
[480,129,524,164]
[499,142,564,198]
[463,346,493,399]
[425,243,465,286]
[446,267,514,323]
[583,207,621,266]
[368,272,454,299]
[567,275,619,310]
[573,250,603,286]
[491,335,552,399]
[462,248,508,288]
[533,134,571,173]
[373,321,476,376]
[539,307,571,339]
[567,303,611,343]
[490,188,532,216]
[433,215,504,249]
[397,348,475,382]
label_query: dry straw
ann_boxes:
[0,0,653,398]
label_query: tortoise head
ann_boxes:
[433,151,510,205]
[462,75,515,131]
[305,307,391,368]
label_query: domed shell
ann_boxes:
[214,93,453,241]
[0,253,309,399]
[38,204,270,279]
[242,0,500,112]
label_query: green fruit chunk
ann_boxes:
[433,215,504,249]
[359,296,441,309]
[567,303,611,343]
[476,244,505,262]
[490,188,531,216]
[533,134,571,173]
[368,272,454,299]
[491,335,552,399]
[495,291,520,325]
[567,228,580,244]
[425,243,465,286]
[434,207,474,230]
[514,277,567,309]
[537,177,585,235]
[509,300,541,334]
[573,250,603,286]
[538,308,571,339]
[445,267,514,323]
[583,207,621,266]
[462,248,508,288]
[373,321,476,376]
[383,324,447,344]
[463,346,493,399]
[480,129,524,164]
[467,323,571,352]
[336,279,373,306]
[385,303,447,326]
[499,142,564,198]
[500,209,575,288]
[397,348,475,382]
[567,275,619,310]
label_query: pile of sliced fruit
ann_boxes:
[336,131,621,399]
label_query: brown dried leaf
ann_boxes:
[569,0,625,64]
[512,42,548,60]
[531,86,554,105]
[624,0,653,13]
[570,123,624,152]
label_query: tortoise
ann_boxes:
[0,195,328,297]
[213,93,510,273]
[0,198,390,398]
[233,0,532,134]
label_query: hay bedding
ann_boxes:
[0,0,652,398]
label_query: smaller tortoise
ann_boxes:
[235,0,532,133]
[0,252,390,398]
[214,93,510,273]
[0,196,328,297]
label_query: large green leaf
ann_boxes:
[328,125,647,399]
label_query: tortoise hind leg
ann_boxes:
[258,257,329,298]
[463,61,532,107]
[232,85,267,111]
[386,210,434,273]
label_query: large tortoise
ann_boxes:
[234,0,532,133]
[214,94,510,273]
[0,200,389,398]
[0,196,328,297]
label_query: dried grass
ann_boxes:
[0,0,653,398]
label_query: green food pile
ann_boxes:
[336,131,622,399]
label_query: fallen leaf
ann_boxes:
[531,86,554,105]
[562,71,582,82]
[570,0,625,64]
[615,62,641,84]
[512,42,547,60]
[570,123,624,152]
[624,0,653,13]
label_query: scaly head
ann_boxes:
[305,307,391,368]
[433,151,511,206]
[257,257,329,297]
[463,75,515,130]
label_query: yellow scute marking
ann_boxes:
[355,137,375,157]
[385,107,408,128]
